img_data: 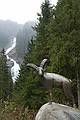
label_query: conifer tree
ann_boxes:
[0,49,13,101]
[33,0,53,61]
[14,0,53,110]
[49,0,80,108]
[14,0,80,109]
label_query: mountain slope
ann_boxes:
[16,21,36,64]
[0,20,22,49]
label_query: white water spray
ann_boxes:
[5,37,20,82]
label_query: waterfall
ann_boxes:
[5,37,20,82]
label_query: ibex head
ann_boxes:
[27,59,47,76]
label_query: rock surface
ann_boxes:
[35,102,80,120]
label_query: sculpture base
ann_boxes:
[35,102,80,120]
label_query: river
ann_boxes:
[5,37,20,82]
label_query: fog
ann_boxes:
[0,0,57,24]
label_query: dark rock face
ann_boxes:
[7,59,14,68]
[35,102,80,120]
[0,20,22,48]
[8,47,17,62]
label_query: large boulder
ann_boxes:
[35,102,80,120]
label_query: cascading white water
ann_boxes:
[5,37,20,82]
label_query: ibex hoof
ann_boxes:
[48,101,52,105]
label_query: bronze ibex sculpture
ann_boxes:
[27,59,75,106]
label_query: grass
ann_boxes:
[0,101,36,120]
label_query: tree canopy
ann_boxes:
[0,49,13,101]
[14,0,80,110]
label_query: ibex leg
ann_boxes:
[63,82,76,107]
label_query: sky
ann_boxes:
[0,0,57,24]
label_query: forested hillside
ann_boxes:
[14,0,80,110]
[0,0,80,119]
[0,20,22,49]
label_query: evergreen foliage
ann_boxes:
[14,0,80,110]
[0,49,13,101]
[14,0,52,110]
